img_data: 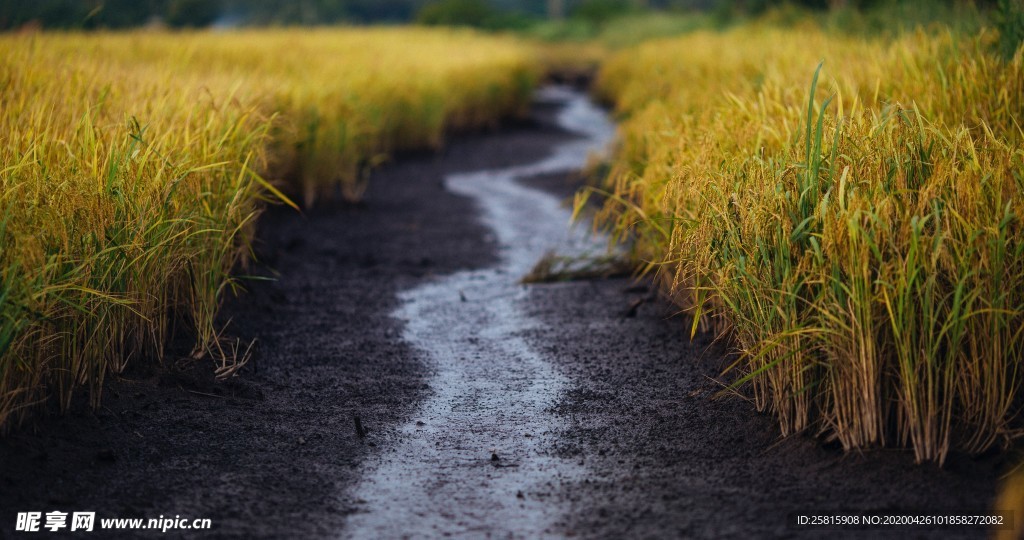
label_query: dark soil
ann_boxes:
[0,95,1006,539]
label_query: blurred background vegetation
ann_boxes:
[4,1,1021,88]
[0,0,1014,35]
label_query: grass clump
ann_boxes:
[589,23,1024,464]
[0,27,538,431]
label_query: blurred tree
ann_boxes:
[346,0,424,22]
[995,0,1024,58]
[571,0,634,23]
[548,0,565,18]
[0,0,223,29]
[166,0,223,27]
[417,0,496,26]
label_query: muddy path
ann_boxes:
[344,87,615,538]
[0,88,1006,539]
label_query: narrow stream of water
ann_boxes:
[344,87,616,538]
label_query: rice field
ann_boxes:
[589,23,1024,464]
[0,27,538,432]
[6,9,1023,472]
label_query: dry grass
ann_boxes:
[588,22,1024,463]
[0,27,538,431]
